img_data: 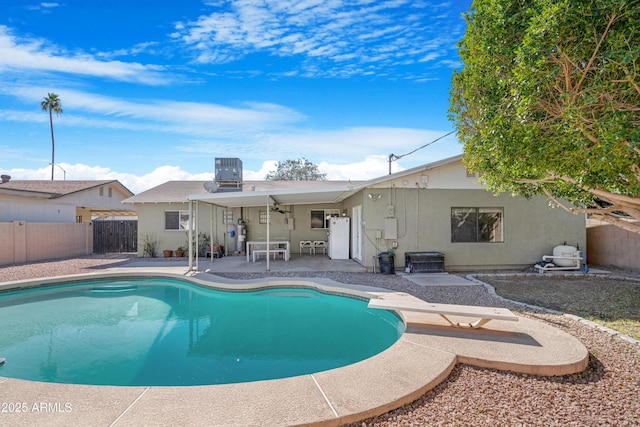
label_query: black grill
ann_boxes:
[404,252,445,273]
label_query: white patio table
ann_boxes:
[246,241,290,262]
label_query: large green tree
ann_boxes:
[450,0,640,234]
[265,158,327,181]
[41,93,63,180]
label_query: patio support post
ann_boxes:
[209,204,213,261]
[266,195,270,271]
[195,200,199,270]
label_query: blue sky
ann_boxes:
[0,0,471,193]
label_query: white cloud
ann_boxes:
[242,160,279,180]
[254,126,455,159]
[96,42,162,60]
[2,85,305,136]
[0,26,171,85]
[173,0,464,78]
[2,163,211,194]
[1,154,434,194]
[1,83,459,165]
[319,155,402,180]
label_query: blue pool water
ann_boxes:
[0,278,404,386]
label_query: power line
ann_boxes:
[388,131,456,174]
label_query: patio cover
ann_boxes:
[185,184,362,271]
[187,184,361,207]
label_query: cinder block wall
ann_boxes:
[0,221,93,266]
[587,219,640,272]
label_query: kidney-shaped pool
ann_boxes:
[0,277,404,386]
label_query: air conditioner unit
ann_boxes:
[214,158,243,192]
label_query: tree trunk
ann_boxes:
[49,108,55,180]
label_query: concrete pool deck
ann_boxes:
[0,268,589,426]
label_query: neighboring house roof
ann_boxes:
[0,179,137,218]
[0,180,134,198]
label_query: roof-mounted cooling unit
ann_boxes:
[213,158,243,192]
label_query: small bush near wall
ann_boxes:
[142,233,159,257]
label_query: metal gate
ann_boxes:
[93,220,138,253]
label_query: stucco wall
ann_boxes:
[60,183,132,211]
[0,183,133,224]
[587,218,640,271]
[132,165,585,270]
[0,221,93,266]
[0,195,76,222]
[135,203,211,257]
[135,201,350,257]
[352,188,586,271]
[241,203,341,253]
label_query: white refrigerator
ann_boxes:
[328,217,350,259]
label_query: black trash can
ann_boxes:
[378,252,395,275]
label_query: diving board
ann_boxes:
[368,298,519,329]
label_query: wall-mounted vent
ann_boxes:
[214,158,243,192]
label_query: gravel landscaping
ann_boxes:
[1,256,639,426]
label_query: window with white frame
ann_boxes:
[165,210,191,230]
[259,210,268,224]
[451,207,503,243]
[310,209,340,229]
[223,210,234,224]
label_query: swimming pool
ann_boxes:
[0,277,404,386]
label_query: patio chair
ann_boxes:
[313,240,327,255]
[300,240,314,254]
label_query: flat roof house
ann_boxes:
[124,155,585,271]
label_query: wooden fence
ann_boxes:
[93,220,137,253]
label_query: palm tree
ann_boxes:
[41,93,63,180]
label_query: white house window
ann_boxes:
[223,210,234,224]
[310,209,340,229]
[108,187,112,197]
[165,210,191,230]
[99,187,104,196]
[259,210,268,224]
[451,207,503,243]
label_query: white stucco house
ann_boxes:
[123,155,585,271]
[0,177,136,223]
[0,177,136,266]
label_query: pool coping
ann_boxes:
[0,271,590,426]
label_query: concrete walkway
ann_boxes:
[398,272,480,287]
[123,253,368,273]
